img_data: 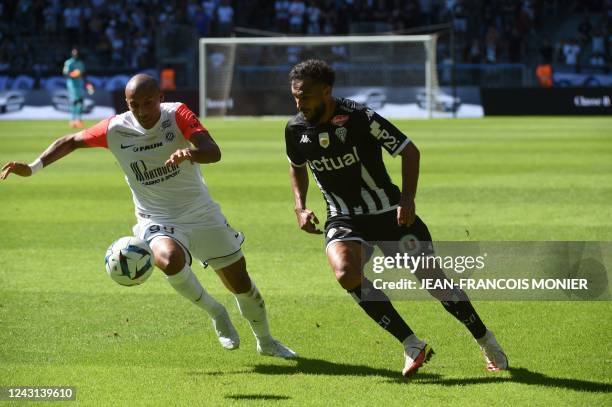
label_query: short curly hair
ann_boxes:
[289,59,335,87]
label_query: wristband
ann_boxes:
[28,158,43,175]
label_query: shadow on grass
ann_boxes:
[225,394,291,401]
[250,356,437,383]
[252,358,612,392]
[416,367,612,393]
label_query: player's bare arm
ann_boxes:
[0,131,90,180]
[164,130,221,166]
[397,142,420,226]
[289,163,322,234]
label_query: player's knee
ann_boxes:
[333,264,361,290]
[153,246,185,275]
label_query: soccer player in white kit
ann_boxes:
[0,74,296,359]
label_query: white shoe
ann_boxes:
[402,334,434,377]
[256,337,298,359]
[477,330,508,371]
[211,309,240,350]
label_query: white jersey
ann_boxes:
[83,102,215,224]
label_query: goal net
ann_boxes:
[198,34,439,119]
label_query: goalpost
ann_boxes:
[199,34,439,119]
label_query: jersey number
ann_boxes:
[148,225,175,234]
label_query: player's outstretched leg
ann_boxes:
[215,255,297,359]
[329,241,433,377]
[151,237,240,350]
[413,269,508,371]
[401,216,508,371]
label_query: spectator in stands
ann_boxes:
[320,5,337,35]
[306,0,322,35]
[485,25,498,63]
[275,0,290,33]
[535,63,553,87]
[193,5,212,37]
[42,1,61,34]
[562,38,581,71]
[288,0,306,34]
[110,35,125,67]
[466,37,482,63]
[217,0,234,37]
[591,24,606,55]
[63,1,81,43]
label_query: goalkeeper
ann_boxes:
[62,48,89,129]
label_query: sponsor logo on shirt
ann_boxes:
[331,114,349,126]
[369,120,400,151]
[319,132,330,148]
[128,142,163,152]
[335,127,347,143]
[308,146,360,172]
[129,160,180,186]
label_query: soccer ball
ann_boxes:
[104,236,154,286]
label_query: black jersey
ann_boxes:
[285,97,410,218]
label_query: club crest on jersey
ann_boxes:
[319,132,330,148]
[335,127,347,143]
[331,114,349,126]
[165,132,175,142]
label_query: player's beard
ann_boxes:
[305,102,326,124]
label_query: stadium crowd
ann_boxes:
[0,0,609,74]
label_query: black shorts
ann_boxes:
[324,210,434,257]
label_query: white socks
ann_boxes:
[167,266,272,341]
[234,282,271,341]
[166,265,224,318]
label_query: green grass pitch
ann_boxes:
[0,117,610,405]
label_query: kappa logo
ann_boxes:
[365,108,375,121]
[319,132,330,148]
[331,114,349,126]
[300,134,311,143]
[335,127,347,143]
[327,226,352,239]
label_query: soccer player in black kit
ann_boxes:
[285,59,508,377]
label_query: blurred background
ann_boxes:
[0,0,610,118]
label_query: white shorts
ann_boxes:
[132,207,245,270]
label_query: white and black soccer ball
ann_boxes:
[104,236,154,286]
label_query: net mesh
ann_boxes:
[200,36,438,117]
